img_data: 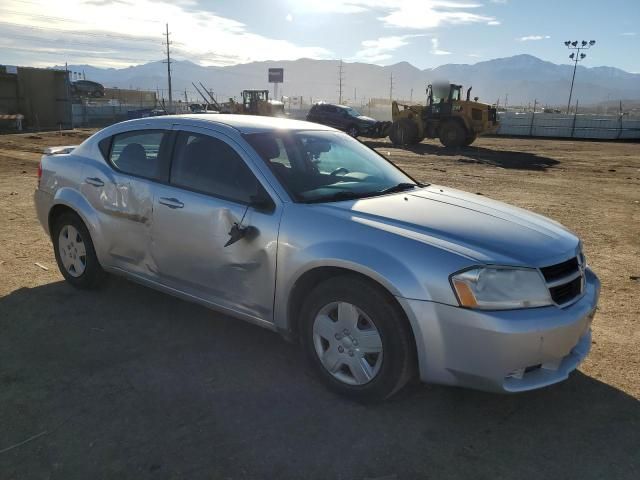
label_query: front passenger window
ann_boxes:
[170,132,259,204]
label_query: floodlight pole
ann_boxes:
[564,40,595,114]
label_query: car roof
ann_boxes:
[314,103,350,109]
[122,114,334,134]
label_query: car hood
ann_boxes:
[355,115,377,124]
[319,185,580,267]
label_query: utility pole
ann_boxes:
[564,39,595,114]
[354,87,356,103]
[163,23,173,114]
[338,59,344,104]
[389,72,393,102]
[410,88,413,103]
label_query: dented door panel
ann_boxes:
[81,163,158,277]
[150,185,281,321]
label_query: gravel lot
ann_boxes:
[1,130,638,479]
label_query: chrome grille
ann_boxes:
[540,256,584,306]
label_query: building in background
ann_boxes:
[0,65,72,130]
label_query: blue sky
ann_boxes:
[1,0,638,72]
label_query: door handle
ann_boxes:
[85,177,104,187]
[159,197,184,209]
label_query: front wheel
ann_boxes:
[388,118,419,145]
[300,276,416,402]
[346,125,359,137]
[52,212,105,289]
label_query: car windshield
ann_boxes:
[245,130,419,203]
[343,107,362,118]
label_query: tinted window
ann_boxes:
[170,132,259,204]
[109,130,166,179]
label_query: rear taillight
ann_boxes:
[37,161,42,188]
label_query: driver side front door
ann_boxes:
[150,126,282,325]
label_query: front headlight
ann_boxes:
[450,266,552,310]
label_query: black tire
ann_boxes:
[463,131,477,146]
[439,121,467,148]
[346,124,359,137]
[389,118,419,145]
[300,275,416,402]
[52,212,106,289]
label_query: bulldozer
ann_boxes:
[229,90,285,116]
[388,82,498,147]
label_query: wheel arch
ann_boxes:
[48,188,105,261]
[284,264,416,346]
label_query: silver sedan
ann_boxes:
[34,115,600,401]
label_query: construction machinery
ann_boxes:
[229,90,285,116]
[388,82,498,147]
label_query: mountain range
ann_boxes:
[60,54,640,107]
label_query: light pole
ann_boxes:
[564,39,595,114]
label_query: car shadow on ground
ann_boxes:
[1,279,638,479]
[364,140,561,171]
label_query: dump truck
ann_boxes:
[388,82,498,147]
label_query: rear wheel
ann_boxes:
[439,121,467,148]
[389,118,419,145]
[300,275,416,402]
[52,212,105,289]
[463,131,477,146]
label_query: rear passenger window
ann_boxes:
[109,130,166,180]
[170,132,259,204]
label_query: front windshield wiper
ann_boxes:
[304,190,372,203]
[376,182,422,195]
[304,182,427,204]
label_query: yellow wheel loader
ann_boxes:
[229,90,285,116]
[389,83,498,147]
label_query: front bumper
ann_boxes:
[361,121,392,138]
[398,268,600,393]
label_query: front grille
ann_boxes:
[540,256,583,306]
[549,276,582,304]
[540,257,579,282]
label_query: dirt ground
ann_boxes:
[0,130,638,479]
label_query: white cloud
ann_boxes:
[0,0,331,67]
[294,1,497,29]
[518,35,551,41]
[430,38,451,55]
[352,34,423,63]
[620,32,636,36]
[487,20,501,26]
[286,13,293,22]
